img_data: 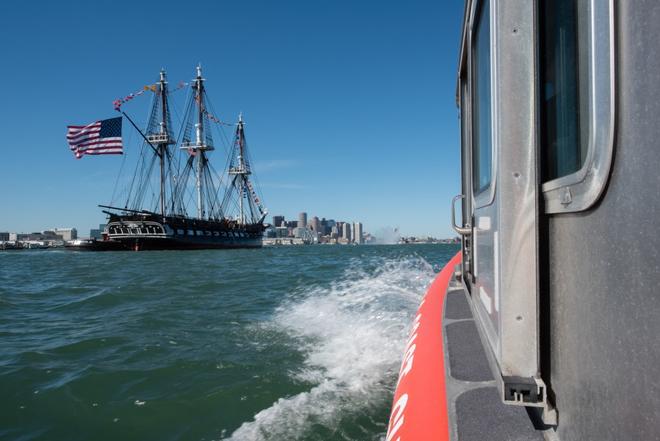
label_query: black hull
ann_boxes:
[104,213,264,251]
[113,236,262,251]
[64,239,127,251]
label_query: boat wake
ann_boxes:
[226,256,436,441]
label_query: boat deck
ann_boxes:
[442,281,551,441]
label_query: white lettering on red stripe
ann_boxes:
[386,393,408,441]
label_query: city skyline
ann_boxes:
[266,212,368,244]
[0,0,465,238]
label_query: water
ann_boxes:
[0,244,458,441]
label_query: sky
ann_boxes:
[0,0,465,238]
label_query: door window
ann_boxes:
[472,0,492,195]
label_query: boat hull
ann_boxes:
[64,239,127,251]
[104,213,264,251]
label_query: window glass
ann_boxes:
[540,0,587,181]
[460,79,471,218]
[472,0,492,194]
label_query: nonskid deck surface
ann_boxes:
[443,284,545,441]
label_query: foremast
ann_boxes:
[146,70,175,217]
[118,69,176,218]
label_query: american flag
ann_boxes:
[67,117,123,159]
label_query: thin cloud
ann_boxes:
[259,182,307,190]
[253,159,299,172]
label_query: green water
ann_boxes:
[0,244,458,441]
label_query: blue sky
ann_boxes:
[0,0,464,238]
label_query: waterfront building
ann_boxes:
[342,222,352,242]
[0,232,8,241]
[298,212,307,228]
[90,224,107,239]
[310,216,320,233]
[353,222,364,244]
[324,219,336,236]
[320,218,329,235]
[272,215,285,227]
[53,228,77,241]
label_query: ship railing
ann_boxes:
[180,141,215,152]
[146,133,175,145]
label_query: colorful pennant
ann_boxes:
[113,81,189,111]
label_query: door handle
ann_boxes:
[451,194,471,236]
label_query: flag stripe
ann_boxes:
[67,124,101,134]
[67,122,101,130]
[67,128,101,139]
[81,149,123,154]
[71,142,123,151]
[71,138,122,148]
[67,127,101,140]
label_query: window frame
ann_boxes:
[541,0,615,214]
[470,0,497,209]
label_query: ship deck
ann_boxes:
[442,280,554,440]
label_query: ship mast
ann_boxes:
[181,64,215,219]
[146,69,175,218]
[228,113,251,225]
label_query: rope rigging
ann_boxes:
[109,67,267,225]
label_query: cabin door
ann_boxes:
[461,0,542,389]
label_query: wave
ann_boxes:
[226,256,435,440]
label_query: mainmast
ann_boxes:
[228,113,251,225]
[146,69,175,217]
[181,64,214,219]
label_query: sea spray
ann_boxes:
[226,256,436,441]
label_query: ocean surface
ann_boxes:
[0,244,459,441]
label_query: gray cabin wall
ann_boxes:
[546,2,660,439]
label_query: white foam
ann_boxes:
[226,256,435,441]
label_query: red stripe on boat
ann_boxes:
[385,251,462,441]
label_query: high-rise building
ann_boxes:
[320,218,329,235]
[272,215,285,227]
[298,212,307,228]
[353,222,364,244]
[342,222,352,242]
[310,216,320,233]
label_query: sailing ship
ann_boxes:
[98,66,267,251]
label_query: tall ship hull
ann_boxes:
[105,213,264,250]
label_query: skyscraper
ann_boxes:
[311,216,320,233]
[353,222,363,244]
[298,212,307,228]
[342,222,352,242]
[272,215,285,227]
